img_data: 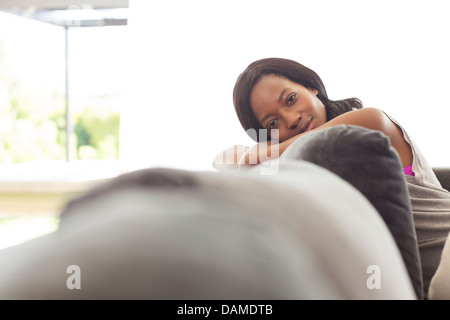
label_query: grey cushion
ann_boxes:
[280,125,424,299]
[433,167,450,193]
[0,163,416,299]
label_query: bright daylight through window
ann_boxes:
[0,2,129,250]
[0,11,126,164]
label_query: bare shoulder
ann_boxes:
[251,107,412,167]
[327,107,393,131]
[329,107,412,166]
[350,107,390,122]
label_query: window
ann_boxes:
[0,10,126,165]
[0,12,66,164]
[67,26,126,161]
[0,7,128,249]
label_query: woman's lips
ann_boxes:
[297,117,313,135]
[304,118,314,132]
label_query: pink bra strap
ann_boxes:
[403,164,415,177]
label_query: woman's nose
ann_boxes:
[281,109,301,129]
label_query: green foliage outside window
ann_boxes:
[74,100,120,160]
[0,41,120,164]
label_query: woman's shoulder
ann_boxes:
[346,107,388,119]
[332,107,396,132]
[333,107,413,166]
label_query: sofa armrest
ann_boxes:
[433,167,450,192]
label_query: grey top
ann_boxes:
[387,113,450,298]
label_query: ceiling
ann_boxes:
[0,0,129,27]
[0,0,129,10]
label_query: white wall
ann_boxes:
[120,0,450,171]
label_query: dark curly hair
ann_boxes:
[233,57,363,142]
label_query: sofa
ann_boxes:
[0,125,449,300]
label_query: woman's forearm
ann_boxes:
[239,108,413,167]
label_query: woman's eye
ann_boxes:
[287,93,297,105]
[267,120,278,130]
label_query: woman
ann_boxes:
[233,58,411,170]
[228,57,450,299]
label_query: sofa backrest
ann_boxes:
[433,168,450,192]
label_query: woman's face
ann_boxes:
[249,75,327,142]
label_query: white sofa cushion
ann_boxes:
[428,232,450,299]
